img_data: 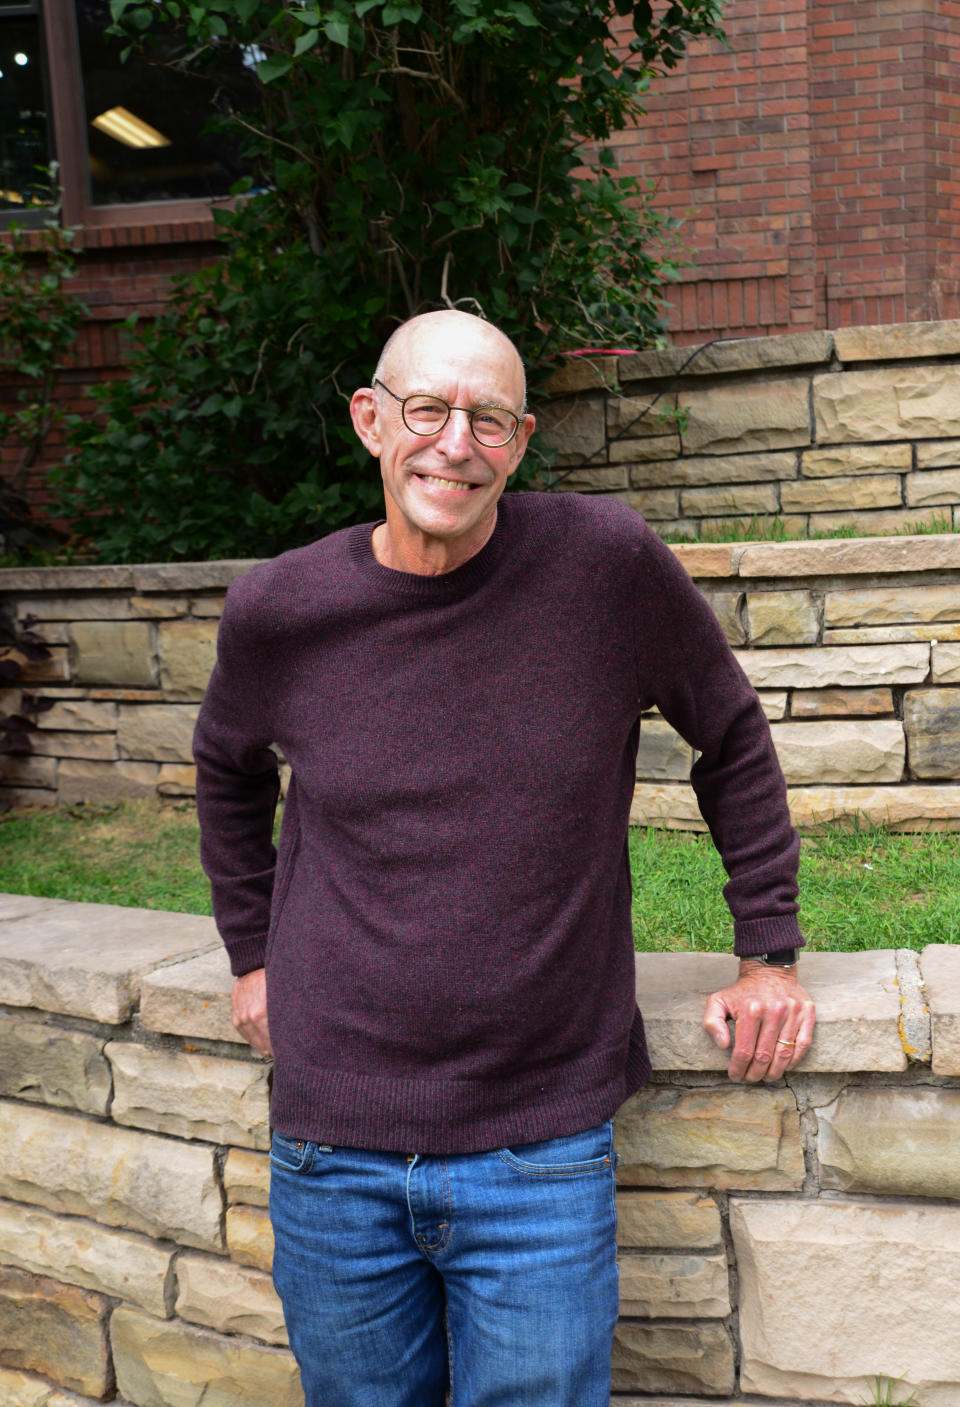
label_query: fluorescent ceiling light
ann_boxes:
[91,106,170,149]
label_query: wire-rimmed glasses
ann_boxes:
[373,378,522,448]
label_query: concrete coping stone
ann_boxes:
[0,893,220,1023]
[920,945,960,1075]
[0,560,262,594]
[637,949,906,1073]
[618,329,835,383]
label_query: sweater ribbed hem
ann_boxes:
[733,914,805,958]
[271,1011,652,1155]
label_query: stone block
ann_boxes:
[2,565,136,591]
[826,584,960,628]
[5,647,70,684]
[535,395,606,461]
[731,1196,960,1406]
[635,716,692,781]
[824,622,960,646]
[25,622,70,646]
[107,1043,270,1149]
[933,642,960,683]
[922,946,960,1075]
[835,318,960,361]
[904,688,960,779]
[735,642,928,690]
[157,620,219,702]
[116,703,200,763]
[68,621,156,687]
[111,1306,303,1407]
[801,442,912,476]
[224,1150,270,1208]
[680,377,811,455]
[607,392,680,440]
[788,783,960,832]
[739,534,960,577]
[608,433,683,465]
[129,595,189,618]
[0,1199,174,1317]
[553,463,627,492]
[668,543,738,578]
[0,1101,223,1252]
[28,731,116,761]
[700,591,745,647]
[817,1087,960,1198]
[13,594,133,621]
[0,786,57,809]
[0,892,218,1021]
[815,364,960,444]
[190,596,226,618]
[770,719,904,785]
[680,483,779,518]
[58,758,159,805]
[34,699,117,732]
[131,561,259,592]
[175,1254,287,1345]
[783,473,903,512]
[916,438,960,470]
[615,1084,804,1191]
[621,330,832,382]
[630,782,706,831]
[0,1267,111,1397]
[791,687,894,718]
[618,489,680,522]
[611,1321,734,1396]
[0,755,57,789]
[0,1017,110,1114]
[140,947,241,1044]
[906,467,960,507]
[157,763,197,795]
[757,690,788,720]
[226,1205,274,1271]
[630,450,798,489]
[745,590,819,647]
[543,356,618,394]
[618,1252,729,1317]
[615,1191,721,1250]
[811,506,944,537]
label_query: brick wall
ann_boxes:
[610,0,960,342]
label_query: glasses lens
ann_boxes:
[402,396,449,434]
[471,408,519,446]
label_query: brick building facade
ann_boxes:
[610,0,960,342]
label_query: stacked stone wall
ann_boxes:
[2,894,960,1404]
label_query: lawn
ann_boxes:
[1,800,957,952]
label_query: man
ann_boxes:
[194,309,815,1407]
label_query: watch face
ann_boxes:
[760,948,799,966]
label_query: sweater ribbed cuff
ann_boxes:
[733,914,805,958]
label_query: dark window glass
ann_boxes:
[0,11,53,210]
[75,0,257,206]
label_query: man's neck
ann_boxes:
[371,516,497,576]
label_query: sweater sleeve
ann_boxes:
[193,577,281,976]
[633,525,803,957]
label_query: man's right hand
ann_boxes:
[232,968,272,1057]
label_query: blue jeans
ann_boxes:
[269,1121,620,1407]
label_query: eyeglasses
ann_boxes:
[373,378,522,448]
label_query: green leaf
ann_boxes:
[323,16,352,45]
[294,28,320,55]
[256,53,293,83]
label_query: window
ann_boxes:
[0,0,257,227]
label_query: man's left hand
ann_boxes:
[702,961,815,1082]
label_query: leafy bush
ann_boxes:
[59,0,723,562]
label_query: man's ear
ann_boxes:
[350,387,382,457]
[506,412,536,478]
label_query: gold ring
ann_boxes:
[776,1038,796,1047]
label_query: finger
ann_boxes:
[726,999,765,1082]
[740,1004,788,1084]
[702,994,732,1049]
[782,998,816,1070]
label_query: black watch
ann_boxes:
[757,948,799,967]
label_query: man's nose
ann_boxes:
[436,407,474,457]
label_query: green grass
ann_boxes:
[1,801,957,951]
[657,512,956,545]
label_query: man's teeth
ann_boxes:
[420,474,472,491]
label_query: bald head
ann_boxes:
[374,311,527,410]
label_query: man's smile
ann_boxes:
[414,472,478,492]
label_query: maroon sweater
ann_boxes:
[194,493,802,1154]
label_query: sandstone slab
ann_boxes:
[668,543,738,578]
[681,482,779,518]
[157,762,197,795]
[57,758,159,805]
[28,730,116,761]
[921,945,960,1075]
[131,561,259,592]
[0,1101,222,1252]
[621,330,832,382]
[906,466,960,507]
[535,394,606,460]
[0,893,218,1021]
[758,690,788,719]
[554,463,626,492]
[129,594,189,618]
[607,392,681,441]
[190,595,226,618]
[788,783,960,831]
[0,755,56,789]
[107,1042,270,1149]
[112,1306,303,1407]
[618,488,680,521]
[140,946,241,1044]
[224,1149,270,1208]
[157,620,219,701]
[635,716,692,781]
[811,506,944,537]
[13,594,134,621]
[826,584,960,628]
[33,699,117,732]
[0,1267,111,1397]
[629,782,706,831]
[734,643,928,689]
[226,1205,273,1271]
[916,437,960,469]
[738,534,960,577]
[681,377,811,455]
[175,1254,287,1345]
[607,432,683,465]
[116,703,200,763]
[904,688,960,778]
[700,591,745,647]
[618,1252,729,1317]
[824,622,960,645]
[0,786,58,808]
[782,473,902,513]
[6,646,69,684]
[68,621,156,687]
[933,642,960,682]
[745,590,819,646]
[631,450,798,489]
[732,1196,960,1406]
[818,1086,960,1198]
[611,1321,734,1396]
[791,687,893,718]
[635,950,903,1074]
[0,1199,174,1317]
[615,1084,804,1191]
[815,364,960,444]
[834,318,960,362]
[801,442,912,477]
[769,719,904,785]
[0,1017,110,1114]
[615,1191,721,1250]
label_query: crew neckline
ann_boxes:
[346,498,516,600]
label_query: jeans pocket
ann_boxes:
[496,1120,614,1177]
[270,1130,316,1174]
